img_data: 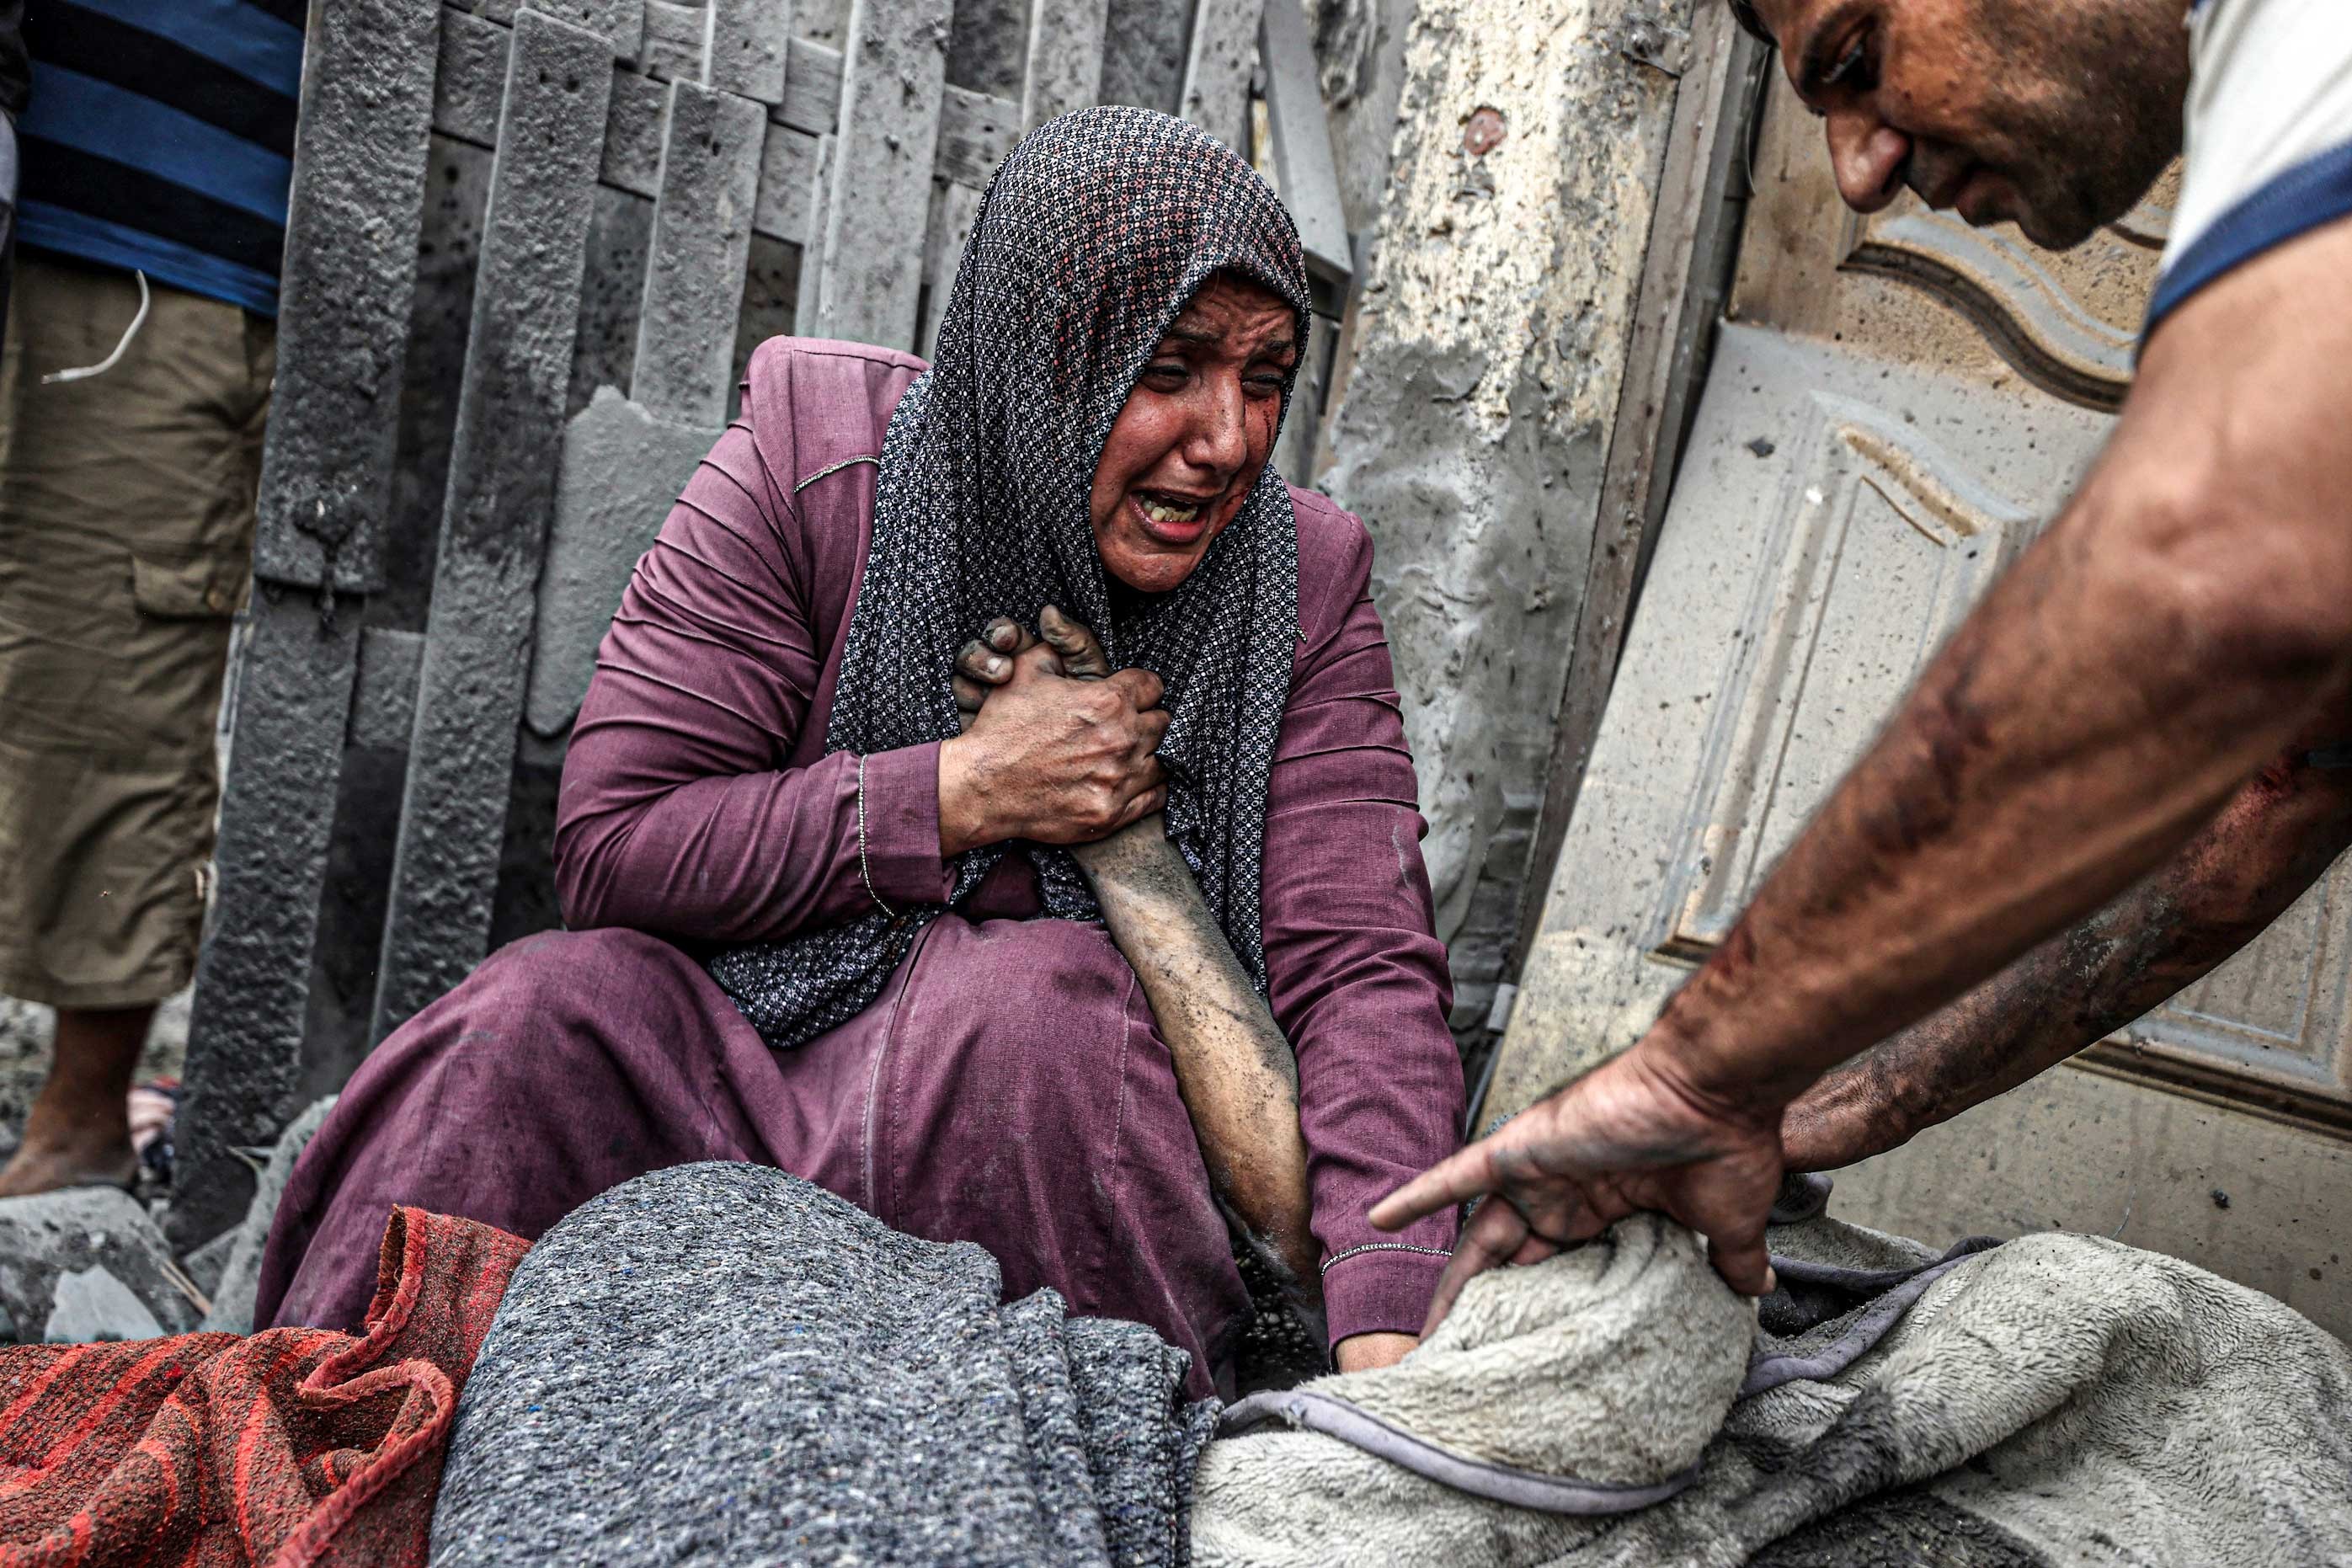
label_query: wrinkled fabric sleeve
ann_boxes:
[554,419,952,943]
[1266,503,1464,1348]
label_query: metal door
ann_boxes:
[1491,74,2352,1337]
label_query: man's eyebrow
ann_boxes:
[1794,0,1869,102]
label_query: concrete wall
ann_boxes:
[1315,0,1698,1044]
[1307,0,1420,243]
[795,0,851,48]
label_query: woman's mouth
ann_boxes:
[1128,489,1213,546]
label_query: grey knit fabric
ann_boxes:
[429,1163,1215,1567]
[707,105,1309,1049]
[1067,1320,1224,1565]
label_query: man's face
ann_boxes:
[1752,0,2191,249]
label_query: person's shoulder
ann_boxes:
[2151,0,2352,333]
[1286,483,1379,640]
[745,336,929,381]
[1288,483,1373,574]
[740,337,927,488]
[1288,482,1375,585]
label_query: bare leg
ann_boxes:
[0,1004,149,1197]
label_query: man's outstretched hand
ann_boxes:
[1368,1044,1786,1334]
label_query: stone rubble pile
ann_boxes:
[0,1095,335,1345]
[0,1185,198,1343]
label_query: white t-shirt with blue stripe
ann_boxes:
[2147,0,2352,335]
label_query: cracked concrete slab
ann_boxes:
[1320,0,1697,1043]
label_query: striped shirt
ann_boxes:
[17,0,303,317]
[2146,0,2352,338]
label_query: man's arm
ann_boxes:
[1374,214,2352,1310]
[1784,727,2352,1171]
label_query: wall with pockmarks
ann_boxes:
[1317,0,1696,1047]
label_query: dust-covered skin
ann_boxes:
[959,605,1418,1375]
[1784,710,2352,1171]
[1374,177,2352,1315]
[935,622,1169,856]
[1748,0,2190,249]
[1070,818,1315,1278]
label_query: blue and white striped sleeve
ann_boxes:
[2145,0,2352,339]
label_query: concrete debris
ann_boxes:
[0,1185,196,1343]
[180,1227,240,1301]
[166,0,440,1256]
[204,1096,338,1336]
[365,8,616,1045]
[1101,0,1190,115]
[1321,0,1693,1048]
[524,387,715,739]
[45,1265,167,1345]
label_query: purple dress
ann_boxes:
[256,339,1464,1395]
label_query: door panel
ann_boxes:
[1842,169,2175,413]
[1669,395,2031,952]
[1494,76,2352,1338]
[1494,317,2109,1100]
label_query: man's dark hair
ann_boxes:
[1725,0,1775,45]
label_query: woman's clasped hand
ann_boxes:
[939,609,1168,856]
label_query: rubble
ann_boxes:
[181,1226,239,1300]
[45,1265,166,1344]
[0,1185,199,1343]
[204,1096,338,1335]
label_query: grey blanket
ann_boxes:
[429,1163,1216,1566]
[433,1163,2352,1565]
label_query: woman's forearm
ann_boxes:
[1782,741,2352,1171]
[1070,819,1320,1303]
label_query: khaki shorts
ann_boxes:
[0,252,275,1009]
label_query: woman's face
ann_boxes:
[1088,274,1299,595]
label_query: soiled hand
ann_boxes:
[937,607,1167,855]
[1368,1043,1784,1333]
[960,609,1325,1302]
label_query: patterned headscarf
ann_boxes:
[709,106,1312,1048]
